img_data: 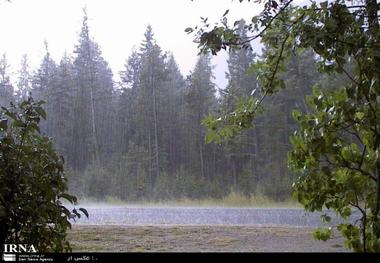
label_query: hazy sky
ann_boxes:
[0,0,260,89]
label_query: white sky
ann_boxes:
[0,0,260,89]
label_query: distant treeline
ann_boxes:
[0,16,341,201]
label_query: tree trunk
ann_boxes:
[366,0,380,237]
[89,83,99,165]
[199,141,205,180]
[232,159,237,190]
[87,41,100,166]
[152,82,160,180]
[148,127,153,198]
[151,59,160,183]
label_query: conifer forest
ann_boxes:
[1,16,325,202]
[1,0,380,253]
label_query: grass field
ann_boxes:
[67,225,346,252]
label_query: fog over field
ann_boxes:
[73,206,347,227]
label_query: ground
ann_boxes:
[67,225,347,252]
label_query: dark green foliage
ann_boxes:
[191,0,380,252]
[0,98,87,252]
[289,85,380,252]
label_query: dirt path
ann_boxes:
[67,225,347,252]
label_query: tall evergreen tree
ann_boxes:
[185,54,217,182]
[16,54,32,102]
[32,41,57,136]
[253,48,318,199]
[49,53,75,160]
[133,26,168,196]
[221,20,259,192]
[71,10,114,170]
[161,54,186,174]
[118,50,141,157]
[0,54,14,107]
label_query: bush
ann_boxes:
[0,99,87,252]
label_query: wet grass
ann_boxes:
[77,192,299,208]
[67,225,347,252]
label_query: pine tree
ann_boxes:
[49,53,75,160]
[118,50,141,157]
[185,54,217,181]
[160,54,186,174]
[221,20,259,191]
[223,20,258,108]
[16,54,32,102]
[254,49,318,199]
[0,54,14,108]
[32,41,57,136]
[133,25,168,197]
[71,10,114,170]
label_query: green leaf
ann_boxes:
[321,214,331,223]
[341,146,352,161]
[314,228,332,241]
[292,109,302,120]
[73,208,81,219]
[79,208,89,219]
[354,112,364,121]
[35,107,47,120]
[341,207,351,218]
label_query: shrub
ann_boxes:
[0,99,87,252]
